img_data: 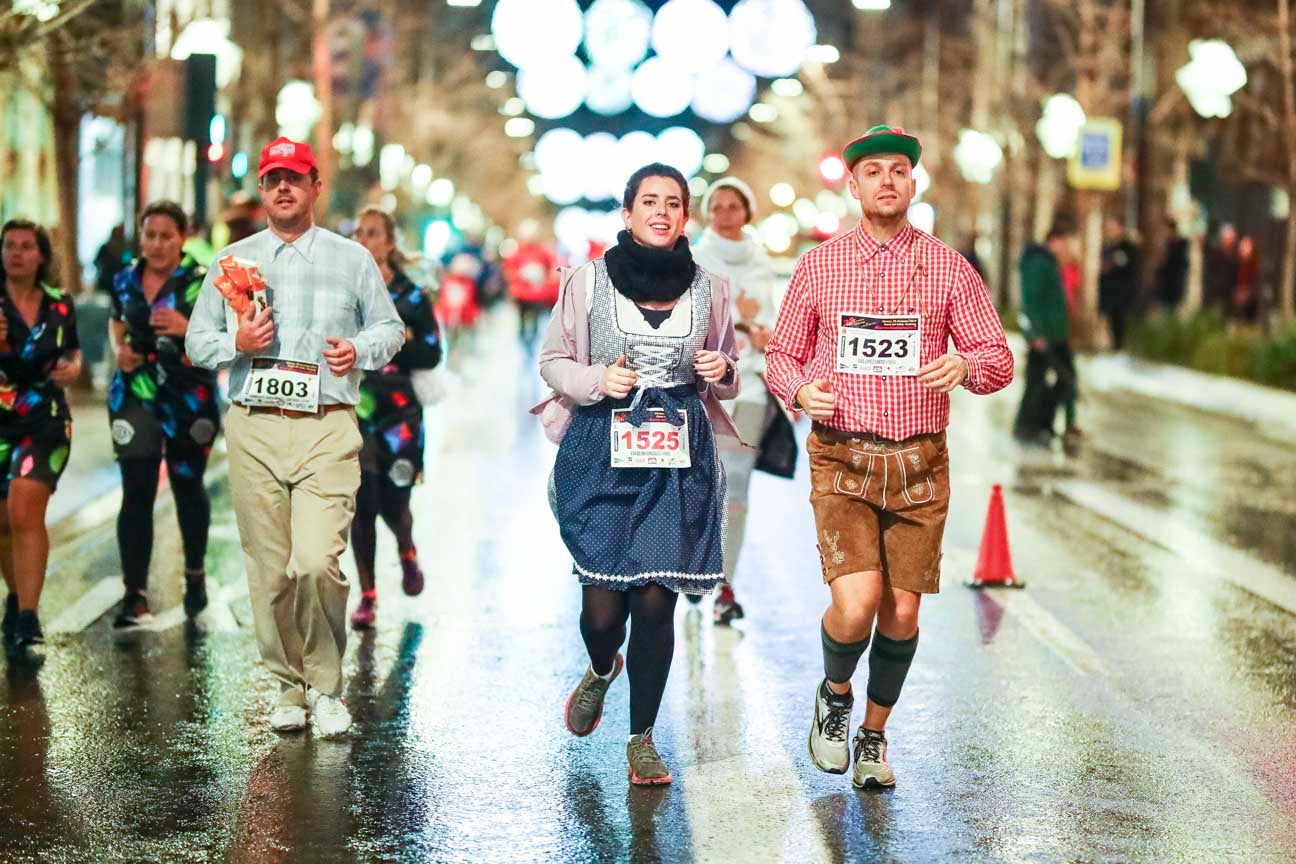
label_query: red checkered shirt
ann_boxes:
[767,221,1013,440]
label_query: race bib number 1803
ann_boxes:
[610,408,691,468]
[835,313,921,376]
[243,358,321,412]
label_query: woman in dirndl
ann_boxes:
[539,163,740,785]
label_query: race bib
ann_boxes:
[835,313,921,376]
[610,408,690,469]
[243,358,321,412]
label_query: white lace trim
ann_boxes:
[574,561,724,594]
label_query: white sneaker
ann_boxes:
[307,688,352,738]
[808,678,852,774]
[852,727,896,789]
[270,704,308,732]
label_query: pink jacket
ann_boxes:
[530,260,741,443]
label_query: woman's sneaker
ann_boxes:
[15,610,44,647]
[113,592,153,628]
[808,678,852,774]
[564,653,624,736]
[713,587,744,625]
[852,727,896,789]
[401,554,425,596]
[350,595,377,630]
[627,728,672,785]
[183,571,208,618]
[307,688,352,738]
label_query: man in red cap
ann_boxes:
[766,125,1014,789]
[187,137,404,738]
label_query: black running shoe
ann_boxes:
[183,572,208,618]
[2,593,17,645]
[15,610,44,647]
[113,592,153,628]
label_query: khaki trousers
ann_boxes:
[226,404,361,704]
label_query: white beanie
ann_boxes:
[702,176,758,223]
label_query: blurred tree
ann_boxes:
[0,0,149,292]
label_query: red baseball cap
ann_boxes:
[258,137,317,179]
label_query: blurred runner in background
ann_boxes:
[691,176,779,625]
[107,200,220,628]
[348,206,443,630]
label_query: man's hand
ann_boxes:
[748,323,771,352]
[323,337,357,376]
[235,304,274,355]
[693,350,728,383]
[117,343,145,373]
[795,378,836,422]
[49,353,81,386]
[735,290,760,323]
[149,307,189,338]
[600,355,638,399]
[918,354,969,393]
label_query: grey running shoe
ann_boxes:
[808,678,852,774]
[564,653,624,737]
[852,727,896,789]
[627,727,672,786]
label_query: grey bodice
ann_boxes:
[588,258,712,389]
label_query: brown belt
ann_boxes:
[239,402,353,419]
[812,421,943,447]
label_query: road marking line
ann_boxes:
[47,578,123,635]
[138,579,248,633]
[1054,480,1296,616]
[670,624,832,863]
[946,547,1109,677]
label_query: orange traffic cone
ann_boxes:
[965,484,1024,589]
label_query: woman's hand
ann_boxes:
[50,352,82,386]
[600,355,638,398]
[149,307,189,338]
[117,343,145,373]
[693,350,729,384]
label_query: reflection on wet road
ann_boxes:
[2,313,1295,862]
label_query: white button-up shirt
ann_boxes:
[186,225,404,405]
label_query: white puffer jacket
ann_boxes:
[692,227,779,406]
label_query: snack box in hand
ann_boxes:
[215,255,268,315]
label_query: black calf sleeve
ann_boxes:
[822,623,870,685]
[866,629,919,708]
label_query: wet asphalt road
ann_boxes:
[2,311,1295,863]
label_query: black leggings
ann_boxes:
[351,471,415,593]
[118,458,210,594]
[579,584,679,735]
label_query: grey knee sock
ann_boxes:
[822,623,870,685]
[865,629,919,708]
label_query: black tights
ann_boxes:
[579,584,679,735]
[118,458,210,594]
[351,472,415,593]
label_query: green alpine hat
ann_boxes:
[842,125,922,169]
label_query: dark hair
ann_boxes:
[623,163,690,216]
[355,205,405,272]
[140,200,188,235]
[1046,214,1077,241]
[0,219,54,287]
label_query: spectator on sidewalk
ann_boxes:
[1013,219,1077,446]
[1154,217,1189,311]
[1099,216,1139,350]
[1204,222,1238,317]
[0,219,82,651]
[107,201,220,629]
